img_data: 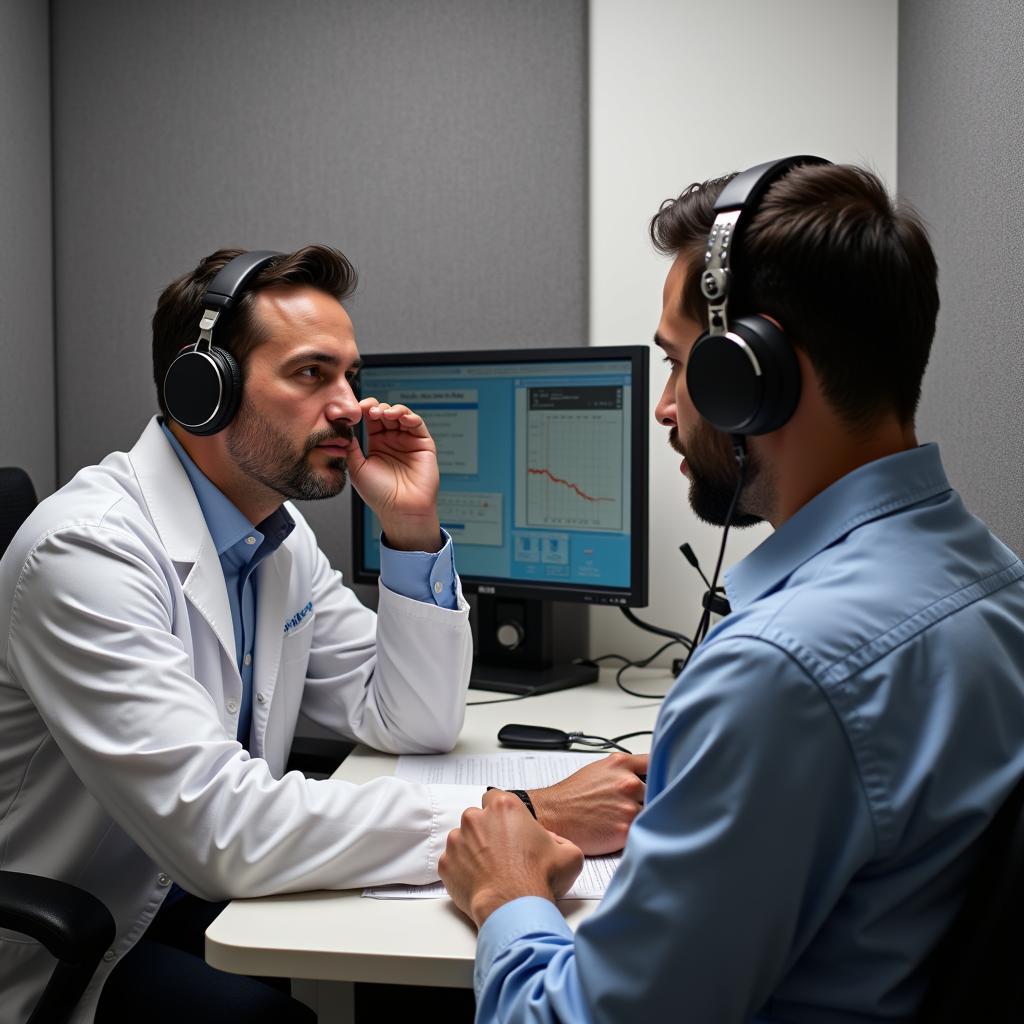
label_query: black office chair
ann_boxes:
[0,465,38,554]
[1,466,118,1024]
[916,771,1024,1022]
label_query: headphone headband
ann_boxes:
[701,155,829,337]
[196,250,282,349]
[203,250,282,313]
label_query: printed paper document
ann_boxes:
[363,751,621,901]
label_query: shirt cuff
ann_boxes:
[378,528,458,609]
[475,896,572,989]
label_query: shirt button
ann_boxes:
[256,692,266,705]
[245,536,256,545]
[433,580,443,594]
[226,699,239,714]
[103,949,116,962]
[157,873,171,886]
[243,653,252,667]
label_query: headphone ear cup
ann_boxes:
[685,315,800,435]
[202,346,242,434]
[163,345,242,436]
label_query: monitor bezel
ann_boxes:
[350,344,649,607]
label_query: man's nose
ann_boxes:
[654,385,676,427]
[325,381,362,426]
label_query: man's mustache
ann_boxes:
[668,426,685,457]
[306,425,355,452]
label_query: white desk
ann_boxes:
[205,669,665,988]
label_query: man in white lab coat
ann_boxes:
[0,246,646,1024]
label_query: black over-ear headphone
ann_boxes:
[686,155,830,436]
[162,250,283,435]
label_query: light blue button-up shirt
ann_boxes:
[160,421,458,747]
[474,444,1024,1023]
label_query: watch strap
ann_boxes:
[485,786,537,819]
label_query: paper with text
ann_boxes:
[363,750,621,901]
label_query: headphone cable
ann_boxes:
[679,436,747,673]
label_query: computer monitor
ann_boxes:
[352,345,649,695]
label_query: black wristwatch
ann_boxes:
[486,786,537,819]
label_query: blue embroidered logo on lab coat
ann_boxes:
[283,601,313,634]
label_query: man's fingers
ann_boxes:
[359,399,431,438]
[344,435,367,478]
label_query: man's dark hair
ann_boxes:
[649,164,939,427]
[152,244,358,417]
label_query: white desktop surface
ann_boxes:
[205,668,666,987]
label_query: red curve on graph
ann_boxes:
[527,467,614,503]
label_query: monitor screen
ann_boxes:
[352,345,648,606]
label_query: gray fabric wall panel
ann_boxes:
[0,0,54,495]
[899,1,1024,550]
[51,0,587,579]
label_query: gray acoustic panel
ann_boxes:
[899,1,1024,551]
[51,0,588,585]
[0,0,54,496]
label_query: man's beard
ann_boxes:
[670,423,764,528]
[227,399,352,502]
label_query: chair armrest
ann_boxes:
[0,871,115,1024]
[0,871,114,965]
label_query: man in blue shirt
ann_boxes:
[438,162,1024,1021]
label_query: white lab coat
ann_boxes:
[0,417,480,1024]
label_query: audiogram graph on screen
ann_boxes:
[523,386,625,531]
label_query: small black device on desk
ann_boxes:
[498,723,652,765]
[498,724,576,749]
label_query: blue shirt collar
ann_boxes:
[725,443,951,612]
[159,419,293,557]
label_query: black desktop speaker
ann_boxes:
[686,155,830,436]
[472,594,596,695]
[163,250,282,435]
[478,597,552,668]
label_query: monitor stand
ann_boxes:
[470,660,598,696]
[469,595,598,696]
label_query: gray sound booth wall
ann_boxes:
[899,1,1024,551]
[0,0,55,495]
[51,0,588,597]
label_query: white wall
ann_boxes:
[588,0,898,662]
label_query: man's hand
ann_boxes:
[528,752,647,855]
[439,790,584,928]
[346,396,442,552]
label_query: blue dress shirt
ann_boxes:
[160,421,458,748]
[474,444,1024,1023]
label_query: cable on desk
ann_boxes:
[565,729,654,755]
[619,606,692,648]
[614,638,684,699]
[466,691,536,707]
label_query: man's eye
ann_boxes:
[298,366,322,379]
[347,373,361,396]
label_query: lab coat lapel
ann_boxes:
[128,417,238,666]
[181,539,238,666]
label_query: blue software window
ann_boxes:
[358,357,634,592]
